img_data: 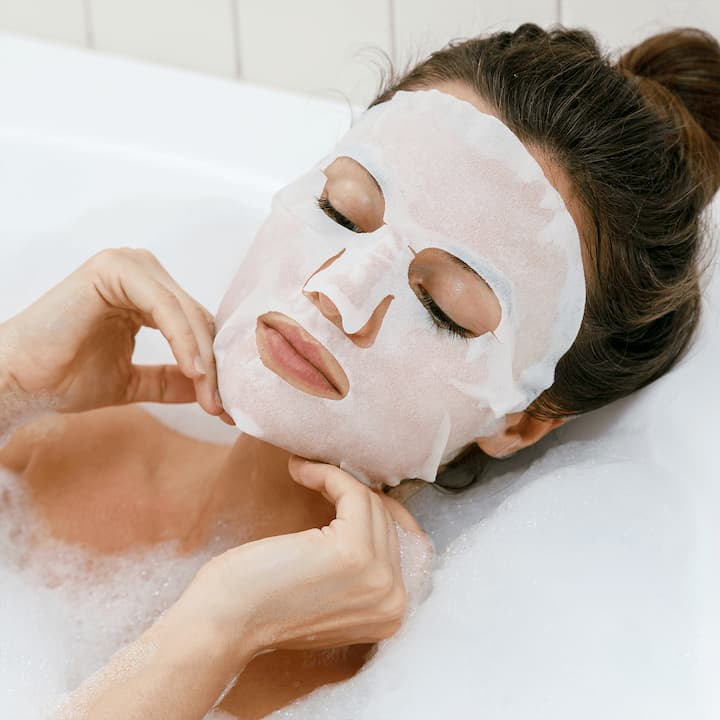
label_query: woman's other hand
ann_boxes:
[59,462,429,719]
[0,247,232,422]
[182,459,429,663]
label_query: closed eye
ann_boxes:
[315,195,363,233]
[408,247,502,339]
[417,287,474,339]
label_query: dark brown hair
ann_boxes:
[370,24,720,488]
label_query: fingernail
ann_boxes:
[193,355,206,375]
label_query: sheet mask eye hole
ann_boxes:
[408,247,502,338]
[320,156,385,233]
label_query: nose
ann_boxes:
[303,288,393,348]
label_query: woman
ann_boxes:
[1,23,718,719]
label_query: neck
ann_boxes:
[189,433,335,548]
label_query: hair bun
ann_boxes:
[617,28,720,201]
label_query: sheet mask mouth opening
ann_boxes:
[255,311,350,400]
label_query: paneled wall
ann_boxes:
[1,0,719,104]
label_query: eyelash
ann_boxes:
[315,195,363,233]
[417,288,473,339]
[315,194,472,339]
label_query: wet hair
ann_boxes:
[370,24,720,489]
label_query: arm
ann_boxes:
[0,363,41,445]
[0,367,17,443]
[57,593,256,720]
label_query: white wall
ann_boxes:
[0,0,719,104]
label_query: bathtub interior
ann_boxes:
[1,33,719,719]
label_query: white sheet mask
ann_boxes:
[214,89,585,486]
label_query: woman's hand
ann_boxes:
[182,458,429,662]
[59,462,429,720]
[0,247,231,421]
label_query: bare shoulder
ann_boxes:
[0,405,168,474]
[0,405,191,551]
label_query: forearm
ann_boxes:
[0,324,54,444]
[57,595,256,720]
[0,365,26,444]
[0,369,45,445]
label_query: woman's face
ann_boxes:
[214,87,586,486]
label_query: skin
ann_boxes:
[0,82,590,718]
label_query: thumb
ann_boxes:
[125,364,197,404]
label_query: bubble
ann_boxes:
[0,467,230,718]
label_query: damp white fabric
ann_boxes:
[214,89,585,486]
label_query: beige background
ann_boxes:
[1,0,719,105]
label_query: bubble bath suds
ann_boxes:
[0,467,234,719]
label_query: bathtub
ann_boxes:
[1,32,718,720]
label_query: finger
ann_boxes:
[124,364,197,405]
[128,254,222,417]
[288,457,373,536]
[186,309,221,417]
[380,494,433,563]
[138,254,216,374]
[371,492,403,584]
[144,264,222,417]
[115,273,204,381]
[378,492,425,536]
[156,282,222,417]
[219,411,236,426]
[368,490,391,558]
[386,511,403,587]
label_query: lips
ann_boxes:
[255,311,350,400]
